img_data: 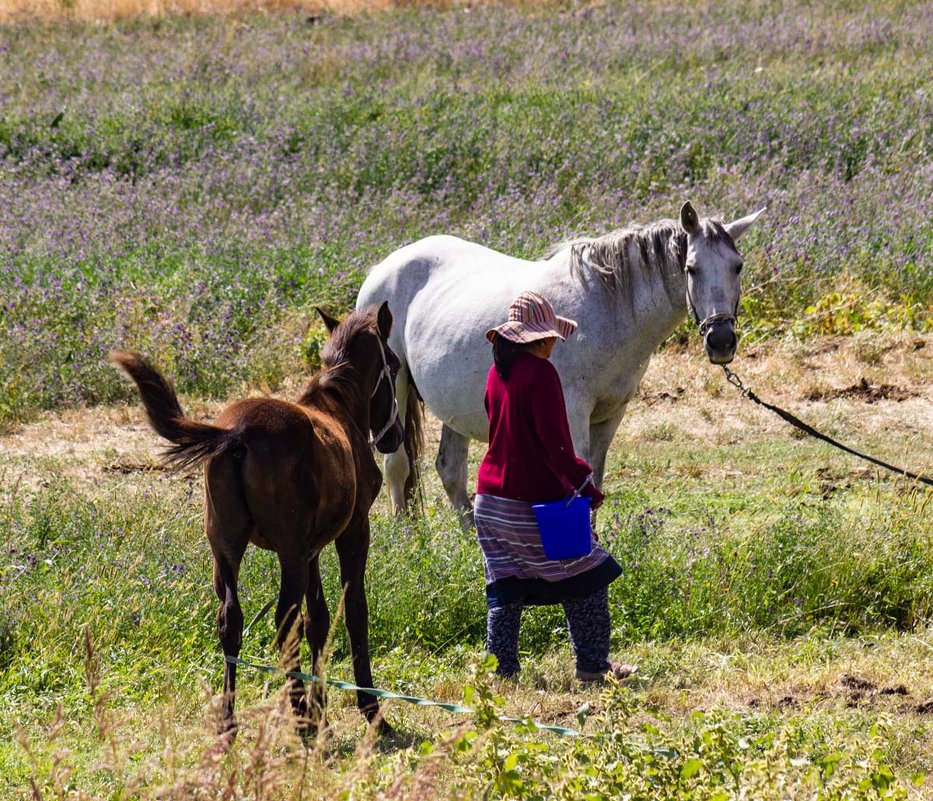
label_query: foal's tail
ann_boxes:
[403,376,425,511]
[109,351,237,471]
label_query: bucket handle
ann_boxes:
[565,474,594,508]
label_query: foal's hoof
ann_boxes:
[297,712,327,741]
[216,718,239,748]
[297,705,328,741]
[361,703,394,737]
[374,716,396,738]
[297,721,321,743]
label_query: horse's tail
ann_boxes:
[109,350,237,471]
[403,376,425,511]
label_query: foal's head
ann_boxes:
[317,301,405,454]
[679,202,765,365]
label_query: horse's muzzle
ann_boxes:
[374,420,405,454]
[704,320,737,365]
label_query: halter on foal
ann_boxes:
[111,302,403,740]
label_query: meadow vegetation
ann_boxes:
[2,336,931,798]
[1,0,932,797]
[0,0,930,430]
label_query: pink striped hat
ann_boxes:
[485,291,578,344]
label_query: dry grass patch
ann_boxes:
[0,399,224,496]
[2,333,929,498]
[626,332,932,454]
[0,0,555,23]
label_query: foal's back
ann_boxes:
[209,396,360,558]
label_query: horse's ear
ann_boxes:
[680,201,700,236]
[376,300,393,339]
[316,307,341,335]
[724,207,766,241]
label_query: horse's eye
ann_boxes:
[685,263,696,275]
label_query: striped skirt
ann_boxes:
[474,493,622,608]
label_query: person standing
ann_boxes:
[475,291,637,681]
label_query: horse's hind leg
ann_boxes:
[274,555,311,730]
[335,518,387,731]
[436,424,473,528]
[303,555,330,726]
[205,459,252,741]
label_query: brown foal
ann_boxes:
[111,302,403,740]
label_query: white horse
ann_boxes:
[356,202,764,523]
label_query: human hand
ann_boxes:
[581,483,604,511]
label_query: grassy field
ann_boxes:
[1,0,932,797]
[2,336,931,799]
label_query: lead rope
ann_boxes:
[224,655,584,737]
[722,365,932,487]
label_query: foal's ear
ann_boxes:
[680,201,700,236]
[316,307,341,335]
[376,300,393,339]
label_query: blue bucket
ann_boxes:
[531,495,593,560]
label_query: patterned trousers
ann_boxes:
[486,586,611,676]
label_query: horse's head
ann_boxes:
[366,302,405,453]
[680,202,765,365]
[317,302,405,454]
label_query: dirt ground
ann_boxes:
[2,332,930,495]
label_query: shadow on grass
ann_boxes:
[374,722,430,753]
[324,716,431,757]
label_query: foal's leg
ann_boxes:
[436,424,474,528]
[334,519,386,730]
[205,461,252,741]
[304,555,330,725]
[211,543,248,739]
[274,555,311,728]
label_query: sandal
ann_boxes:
[575,662,638,683]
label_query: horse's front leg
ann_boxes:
[275,556,311,729]
[303,555,330,728]
[588,405,628,491]
[384,367,412,515]
[565,394,593,468]
[436,424,474,528]
[566,395,604,526]
[335,519,388,732]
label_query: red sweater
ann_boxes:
[476,352,593,503]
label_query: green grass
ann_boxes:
[1,394,931,797]
[2,1,932,796]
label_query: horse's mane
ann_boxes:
[548,217,733,306]
[297,310,375,408]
